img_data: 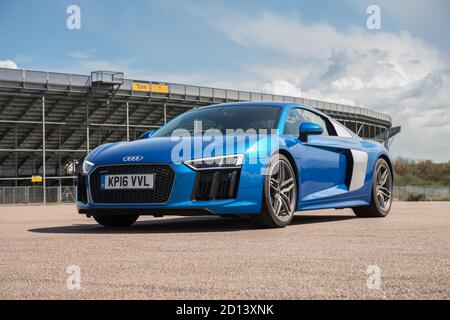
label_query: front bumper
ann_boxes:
[77,162,264,216]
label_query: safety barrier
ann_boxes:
[393,185,450,201]
[0,186,76,204]
[0,185,448,205]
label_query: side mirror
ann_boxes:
[139,130,154,140]
[299,122,323,142]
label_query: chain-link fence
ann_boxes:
[394,185,450,201]
[0,185,448,205]
[0,186,76,205]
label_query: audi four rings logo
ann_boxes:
[123,156,144,162]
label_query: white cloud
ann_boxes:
[0,59,18,69]
[212,13,450,162]
[262,80,302,97]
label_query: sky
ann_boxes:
[0,0,449,162]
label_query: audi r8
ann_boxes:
[77,102,393,228]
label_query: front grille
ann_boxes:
[77,174,87,202]
[194,169,240,201]
[89,164,175,204]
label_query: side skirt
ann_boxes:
[297,194,371,211]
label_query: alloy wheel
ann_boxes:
[268,159,296,221]
[375,162,392,211]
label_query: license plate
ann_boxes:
[101,174,155,190]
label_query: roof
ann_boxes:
[198,101,328,117]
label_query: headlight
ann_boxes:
[183,154,244,171]
[82,159,94,174]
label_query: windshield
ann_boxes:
[152,106,281,137]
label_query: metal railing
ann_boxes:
[0,185,448,205]
[0,186,76,205]
[394,185,450,201]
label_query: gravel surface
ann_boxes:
[0,202,449,299]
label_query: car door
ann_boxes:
[284,108,350,203]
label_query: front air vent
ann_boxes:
[193,169,240,201]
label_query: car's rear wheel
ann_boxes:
[353,158,392,218]
[251,154,297,228]
[93,215,139,227]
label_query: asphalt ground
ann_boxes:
[0,202,449,299]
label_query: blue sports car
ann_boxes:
[77,102,393,228]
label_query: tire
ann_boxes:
[93,215,139,227]
[251,154,298,228]
[353,158,393,218]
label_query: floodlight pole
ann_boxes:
[164,103,167,124]
[14,127,18,186]
[126,101,130,141]
[86,101,90,154]
[42,96,46,203]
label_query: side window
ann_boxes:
[284,109,304,135]
[301,110,330,136]
[284,109,332,136]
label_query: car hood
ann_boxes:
[87,135,276,165]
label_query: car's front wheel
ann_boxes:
[353,158,393,218]
[93,215,139,227]
[251,154,298,228]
